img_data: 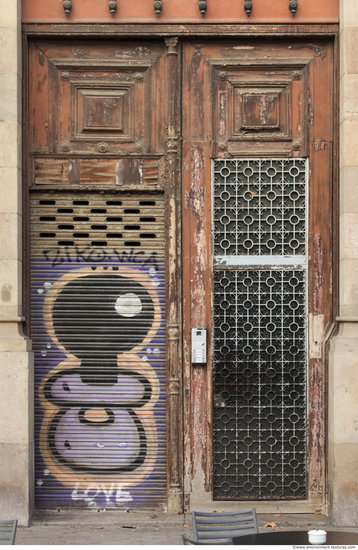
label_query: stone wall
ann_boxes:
[327,0,358,526]
[0,0,33,526]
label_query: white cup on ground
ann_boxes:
[308,530,327,544]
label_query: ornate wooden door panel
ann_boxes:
[28,40,175,509]
[29,40,167,157]
[183,39,334,509]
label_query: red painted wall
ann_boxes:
[22,0,338,24]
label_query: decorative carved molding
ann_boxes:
[168,378,180,396]
[63,0,72,16]
[166,136,179,152]
[164,28,182,513]
[97,142,109,153]
[198,0,207,16]
[154,0,162,16]
[244,0,252,17]
[165,37,180,153]
[289,0,298,15]
[108,0,117,15]
[168,324,179,341]
[61,141,70,152]
[165,37,179,56]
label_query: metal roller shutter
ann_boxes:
[31,192,166,509]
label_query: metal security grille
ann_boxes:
[31,192,166,509]
[213,159,308,500]
[214,159,306,261]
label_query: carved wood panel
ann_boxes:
[211,50,308,156]
[28,41,167,156]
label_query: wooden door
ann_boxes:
[27,38,182,510]
[182,39,334,510]
[27,36,334,512]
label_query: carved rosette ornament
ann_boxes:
[63,0,72,16]
[198,0,207,16]
[97,142,109,153]
[108,0,117,15]
[244,0,252,16]
[289,0,298,15]
[154,0,162,16]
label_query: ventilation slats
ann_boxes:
[31,194,164,251]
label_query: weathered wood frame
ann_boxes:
[23,23,338,515]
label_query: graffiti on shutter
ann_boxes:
[31,193,166,508]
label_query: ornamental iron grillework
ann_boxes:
[213,159,306,258]
[212,159,307,500]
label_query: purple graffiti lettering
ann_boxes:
[42,246,159,270]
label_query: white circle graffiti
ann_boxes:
[115,293,143,317]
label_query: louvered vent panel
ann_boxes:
[31,192,166,509]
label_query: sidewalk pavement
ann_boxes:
[15,511,358,545]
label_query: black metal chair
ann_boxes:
[0,521,18,545]
[186,509,258,545]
